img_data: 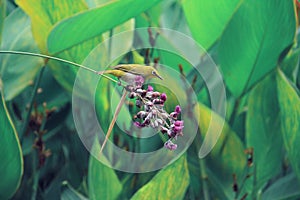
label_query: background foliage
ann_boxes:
[0,0,299,199]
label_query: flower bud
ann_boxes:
[160,93,167,102]
[175,105,181,114]
[160,126,168,134]
[128,92,136,99]
[134,121,144,128]
[164,140,177,150]
[174,120,184,127]
[135,76,144,87]
[169,112,178,119]
[147,85,153,92]
[151,92,161,98]
[136,111,147,119]
[136,100,142,108]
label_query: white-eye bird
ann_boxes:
[97,64,163,83]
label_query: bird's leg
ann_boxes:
[117,78,122,86]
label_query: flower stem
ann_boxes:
[0,50,119,84]
[100,90,128,154]
[20,66,45,140]
[199,159,210,200]
[229,98,240,126]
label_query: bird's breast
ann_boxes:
[120,73,141,84]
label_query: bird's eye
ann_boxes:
[152,71,156,75]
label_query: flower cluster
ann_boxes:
[126,76,184,150]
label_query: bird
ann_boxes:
[97,64,163,84]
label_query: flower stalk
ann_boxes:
[128,76,184,150]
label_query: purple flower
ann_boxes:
[164,140,177,150]
[134,121,144,128]
[160,126,169,134]
[151,92,161,98]
[160,93,167,102]
[169,112,178,119]
[173,125,184,132]
[135,76,144,88]
[175,105,181,114]
[147,85,153,92]
[174,120,184,126]
[129,81,184,150]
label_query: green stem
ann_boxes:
[99,90,128,154]
[108,29,114,60]
[31,169,40,200]
[31,151,40,200]
[0,50,119,85]
[229,98,240,126]
[199,159,210,200]
[20,66,45,140]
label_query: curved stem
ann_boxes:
[199,159,210,200]
[99,90,128,154]
[20,66,45,140]
[0,50,120,85]
[229,98,240,126]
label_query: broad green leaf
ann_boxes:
[182,0,243,50]
[246,73,283,191]
[219,0,296,97]
[135,1,162,28]
[281,48,300,83]
[133,28,195,72]
[16,0,88,53]
[262,173,300,200]
[85,0,111,8]
[131,154,189,200]
[61,182,88,200]
[5,0,16,15]
[196,103,247,199]
[0,79,23,199]
[88,140,122,200]
[0,8,43,100]
[160,0,188,32]
[0,0,5,44]
[47,0,161,54]
[276,69,300,181]
[102,18,135,63]
[16,0,102,93]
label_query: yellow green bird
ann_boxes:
[97,64,163,84]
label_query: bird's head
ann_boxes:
[145,66,163,80]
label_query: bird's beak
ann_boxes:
[156,73,163,80]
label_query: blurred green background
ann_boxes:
[0,0,299,199]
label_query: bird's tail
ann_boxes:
[97,70,113,75]
[97,70,104,75]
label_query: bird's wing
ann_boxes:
[111,64,144,76]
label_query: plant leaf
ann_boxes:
[86,0,111,8]
[276,69,300,181]
[262,173,300,200]
[61,182,88,200]
[130,154,189,200]
[281,48,300,83]
[47,0,161,54]
[196,103,247,199]
[0,78,23,199]
[0,0,5,44]
[15,0,88,53]
[88,140,122,200]
[219,0,297,97]
[246,72,284,191]
[0,8,43,100]
[16,0,103,93]
[182,0,243,50]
